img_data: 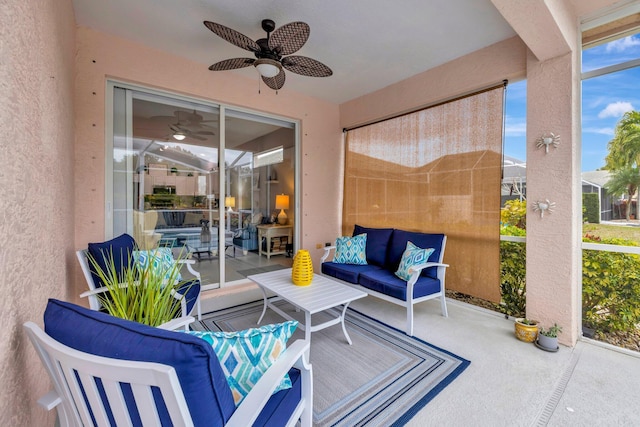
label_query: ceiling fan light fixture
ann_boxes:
[172,132,186,141]
[254,58,281,78]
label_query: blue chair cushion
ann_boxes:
[254,367,302,427]
[87,233,137,288]
[321,261,382,284]
[353,225,394,267]
[177,279,201,315]
[43,299,236,426]
[359,270,442,301]
[387,230,445,279]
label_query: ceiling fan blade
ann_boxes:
[282,56,332,77]
[262,70,286,90]
[190,133,207,141]
[203,21,260,52]
[268,22,310,55]
[209,57,256,71]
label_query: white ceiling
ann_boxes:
[72,0,516,104]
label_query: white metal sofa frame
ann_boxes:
[24,320,312,427]
[321,235,449,336]
[76,249,208,321]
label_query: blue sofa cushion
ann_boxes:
[353,225,394,267]
[87,233,137,288]
[44,299,235,426]
[387,230,445,279]
[359,270,442,301]
[321,261,383,284]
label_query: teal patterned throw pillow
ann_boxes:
[133,247,181,281]
[334,233,368,265]
[395,241,435,281]
[185,320,298,405]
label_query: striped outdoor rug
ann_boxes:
[196,301,470,426]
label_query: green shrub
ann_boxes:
[582,193,600,224]
[500,239,526,317]
[501,199,526,229]
[582,236,640,332]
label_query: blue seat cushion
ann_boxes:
[254,367,302,427]
[386,230,445,279]
[353,225,394,267]
[87,233,137,288]
[177,279,201,315]
[359,270,442,301]
[43,299,236,426]
[321,261,382,284]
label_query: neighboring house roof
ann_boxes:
[502,156,613,188]
[581,170,611,188]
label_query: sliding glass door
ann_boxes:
[108,82,297,289]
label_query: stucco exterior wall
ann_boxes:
[74,27,342,299]
[0,0,76,424]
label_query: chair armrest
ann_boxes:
[408,262,449,274]
[226,340,311,427]
[320,245,336,263]
[176,259,201,279]
[37,390,62,411]
[79,280,150,299]
[79,286,114,298]
[157,316,195,331]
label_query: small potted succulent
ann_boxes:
[514,318,539,343]
[536,323,562,352]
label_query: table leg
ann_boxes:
[257,287,269,325]
[340,303,353,345]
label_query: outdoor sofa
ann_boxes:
[321,225,449,336]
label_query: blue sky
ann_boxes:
[504,34,640,172]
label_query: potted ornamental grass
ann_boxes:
[536,323,562,352]
[88,248,190,327]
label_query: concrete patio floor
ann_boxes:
[202,284,640,426]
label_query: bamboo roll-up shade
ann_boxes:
[343,86,504,302]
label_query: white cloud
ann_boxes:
[583,127,614,136]
[605,36,640,53]
[598,101,634,118]
[504,115,526,136]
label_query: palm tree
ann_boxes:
[605,167,640,220]
[606,111,640,170]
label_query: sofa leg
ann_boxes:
[407,303,414,336]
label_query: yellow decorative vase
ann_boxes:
[292,249,313,286]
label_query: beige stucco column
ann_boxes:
[526,49,582,346]
[492,0,583,346]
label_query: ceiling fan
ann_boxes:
[168,122,214,141]
[203,19,333,91]
[146,109,216,141]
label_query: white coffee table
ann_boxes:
[248,268,367,344]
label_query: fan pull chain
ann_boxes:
[258,78,261,94]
